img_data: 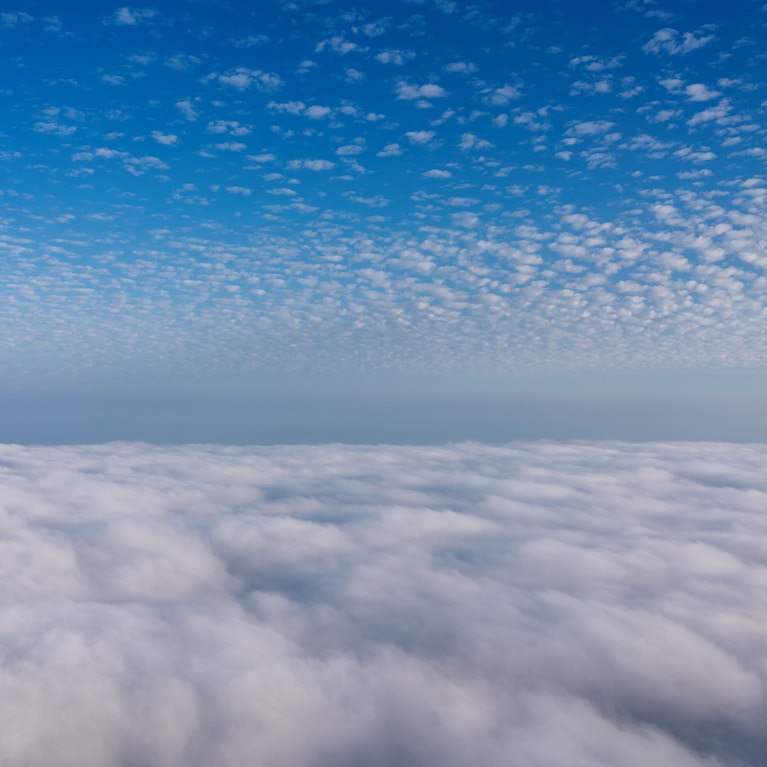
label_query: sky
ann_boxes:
[2,0,767,441]
[2,439,767,766]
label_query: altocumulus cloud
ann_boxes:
[2,440,767,766]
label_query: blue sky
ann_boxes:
[1,0,766,440]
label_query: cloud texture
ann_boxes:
[2,440,767,766]
[2,2,767,390]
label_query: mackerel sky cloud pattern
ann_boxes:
[0,0,766,397]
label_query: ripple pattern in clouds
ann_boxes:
[2,1,767,390]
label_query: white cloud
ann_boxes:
[396,82,449,100]
[175,99,199,121]
[112,7,156,25]
[674,146,717,163]
[452,211,479,227]
[685,83,721,102]
[570,79,612,95]
[569,55,623,71]
[287,159,335,171]
[164,53,201,71]
[246,153,276,163]
[225,186,252,195]
[315,36,360,54]
[268,100,306,115]
[1,441,767,766]
[34,121,77,136]
[304,105,332,119]
[406,131,435,145]
[566,120,615,137]
[376,143,402,157]
[123,155,169,175]
[206,120,251,136]
[376,50,414,66]
[1,11,33,26]
[486,85,520,105]
[345,67,366,82]
[209,68,283,91]
[346,194,389,207]
[336,144,365,156]
[151,130,178,145]
[459,132,492,150]
[215,142,247,152]
[423,169,452,178]
[687,100,732,126]
[643,27,716,55]
[445,61,477,73]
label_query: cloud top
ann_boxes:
[2,440,767,766]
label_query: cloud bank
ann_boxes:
[2,440,767,766]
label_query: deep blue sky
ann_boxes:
[1,0,766,441]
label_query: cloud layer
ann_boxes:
[2,440,767,766]
[1,2,766,390]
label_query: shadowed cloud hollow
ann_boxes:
[2,440,767,765]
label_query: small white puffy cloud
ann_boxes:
[72,147,126,161]
[336,144,365,156]
[486,85,520,105]
[423,168,452,178]
[396,81,448,100]
[206,120,251,136]
[643,27,716,55]
[151,130,178,145]
[685,83,721,101]
[1,441,767,766]
[208,68,283,91]
[246,152,276,163]
[346,193,389,207]
[660,76,685,93]
[123,154,168,175]
[444,61,477,73]
[376,143,402,157]
[34,121,77,136]
[215,142,247,152]
[569,54,623,71]
[100,74,126,86]
[406,130,435,145]
[304,105,332,119]
[674,146,717,163]
[287,159,335,171]
[687,99,732,126]
[164,53,201,71]
[268,100,306,115]
[111,7,156,25]
[345,67,366,82]
[1,11,33,26]
[566,120,615,137]
[315,36,360,54]
[376,49,414,66]
[459,132,492,150]
[451,211,479,227]
[225,186,252,195]
[570,78,612,95]
[175,99,199,121]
